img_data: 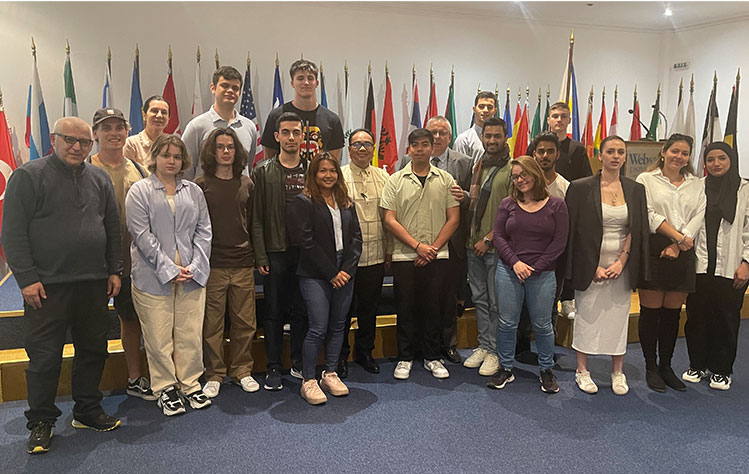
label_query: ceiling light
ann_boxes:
[664,7,673,16]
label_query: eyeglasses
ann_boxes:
[54,133,93,148]
[351,141,374,150]
[510,171,531,182]
[216,144,235,152]
[669,133,694,145]
[430,130,450,137]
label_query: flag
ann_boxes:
[364,72,376,141]
[672,79,685,134]
[514,96,521,127]
[102,61,114,108]
[510,100,529,157]
[128,49,144,135]
[25,51,51,160]
[162,58,180,134]
[558,32,580,140]
[423,74,437,127]
[610,88,619,137]
[724,70,740,151]
[503,90,512,139]
[272,61,284,109]
[594,89,608,156]
[646,88,661,141]
[697,76,723,174]
[445,70,457,147]
[191,54,203,119]
[542,90,550,132]
[570,65,580,140]
[0,100,18,263]
[581,91,595,160]
[684,80,696,160]
[629,88,642,141]
[378,70,398,174]
[239,60,264,168]
[530,92,542,140]
[340,65,354,165]
[63,51,78,117]
[409,75,421,134]
[319,65,328,108]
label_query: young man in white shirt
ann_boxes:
[454,91,498,163]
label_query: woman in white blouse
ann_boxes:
[684,142,749,391]
[636,134,706,393]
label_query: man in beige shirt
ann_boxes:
[381,128,459,380]
[338,128,391,377]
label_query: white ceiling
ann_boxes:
[339,1,749,33]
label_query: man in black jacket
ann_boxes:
[2,117,123,454]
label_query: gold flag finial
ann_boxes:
[634,84,638,98]
[215,49,219,69]
[615,85,618,100]
[589,86,594,104]
[368,60,372,76]
[430,63,433,78]
[690,73,694,94]
[385,61,388,76]
[31,37,36,57]
[65,39,70,55]
[451,65,454,78]
[506,83,510,95]
[538,88,542,102]
[320,60,324,73]
[107,46,111,62]
[247,51,251,69]
[344,60,348,74]
[0,86,4,110]
[135,43,139,57]
[679,77,683,93]
[602,86,606,100]
[714,71,718,85]
[168,44,173,69]
[477,82,481,94]
[737,68,741,83]
[275,53,279,67]
[526,85,530,99]
[412,64,415,77]
[300,53,304,60]
[517,87,521,102]
[196,46,200,63]
[570,29,575,43]
[494,83,498,97]
[547,85,550,99]
[657,83,661,97]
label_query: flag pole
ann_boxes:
[196,46,201,65]
[168,44,172,70]
[344,60,349,97]
[565,29,574,103]
[31,36,36,59]
[135,43,140,77]
[247,51,251,70]
[107,46,112,74]
[215,49,219,69]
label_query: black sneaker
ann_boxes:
[264,368,283,391]
[27,421,53,454]
[184,390,212,410]
[127,377,157,401]
[158,387,186,416]
[487,369,515,389]
[72,412,121,431]
[540,369,559,393]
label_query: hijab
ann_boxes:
[704,141,741,224]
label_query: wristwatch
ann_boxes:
[483,237,492,247]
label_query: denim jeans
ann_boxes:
[495,262,557,371]
[467,251,499,354]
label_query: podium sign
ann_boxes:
[625,141,663,180]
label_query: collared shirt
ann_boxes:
[182,105,258,180]
[123,130,155,166]
[430,149,449,170]
[380,162,459,262]
[454,124,484,164]
[126,174,212,295]
[341,163,392,266]
[547,173,570,199]
[636,168,706,238]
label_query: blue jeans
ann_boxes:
[495,262,557,371]
[467,251,499,354]
[299,268,354,379]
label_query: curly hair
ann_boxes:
[199,127,249,178]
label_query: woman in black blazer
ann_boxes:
[290,152,363,405]
[565,135,649,395]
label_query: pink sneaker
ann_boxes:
[320,371,349,396]
[300,379,327,405]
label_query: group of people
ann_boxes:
[3,60,746,456]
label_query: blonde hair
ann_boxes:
[509,155,549,202]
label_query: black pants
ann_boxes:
[341,263,385,359]
[392,259,448,361]
[24,280,109,428]
[685,274,746,375]
[441,243,467,350]
[264,248,307,370]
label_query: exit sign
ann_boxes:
[673,62,690,70]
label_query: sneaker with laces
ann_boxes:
[611,371,629,395]
[487,368,515,389]
[289,366,303,380]
[185,390,212,410]
[540,369,560,393]
[300,379,327,405]
[424,359,450,379]
[463,348,488,368]
[478,353,499,376]
[575,371,598,394]
[158,387,186,416]
[393,360,413,380]
[320,371,349,396]
[203,380,221,398]
[709,374,732,391]
[561,300,576,320]
[682,368,708,383]
[264,368,283,391]
[126,376,157,401]
[71,412,121,431]
[27,421,53,454]
[238,375,260,393]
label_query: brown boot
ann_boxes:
[320,371,350,397]
[300,379,327,405]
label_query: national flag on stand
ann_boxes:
[724,69,740,152]
[581,87,595,160]
[610,86,619,137]
[542,88,550,132]
[409,71,421,135]
[128,46,144,135]
[530,90,542,140]
[191,48,203,119]
[25,41,51,160]
[423,68,437,127]
[646,86,661,141]
[514,91,521,128]
[445,68,457,147]
[629,86,642,141]
[162,47,180,134]
[340,63,354,165]
[365,68,377,166]
[503,88,513,138]
[319,62,328,108]
[559,31,580,140]
[684,76,696,162]
[697,73,723,174]
[570,65,581,141]
[272,57,284,109]
[63,43,78,117]
[239,56,264,168]
[510,99,529,157]
[102,51,114,108]
[594,87,608,157]
[378,67,398,174]
[1,91,18,265]
[672,78,685,134]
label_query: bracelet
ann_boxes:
[677,234,688,245]
[415,243,421,252]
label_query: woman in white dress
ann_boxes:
[565,136,649,395]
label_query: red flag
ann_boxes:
[0,106,18,262]
[423,79,437,127]
[582,101,594,159]
[512,102,529,157]
[630,95,642,141]
[514,100,522,127]
[378,72,398,174]
[162,67,181,134]
[610,92,619,137]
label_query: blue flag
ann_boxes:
[571,64,580,141]
[272,63,284,109]
[320,69,328,108]
[504,99,512,139]
[128,57,143,135]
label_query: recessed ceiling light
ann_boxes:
[665,7,673,16]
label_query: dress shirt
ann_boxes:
[328,203,344,251]
[636,168,706,238]
[123,130,154,166]
[454,124,484,163]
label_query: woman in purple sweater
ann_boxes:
[488,156,569,393]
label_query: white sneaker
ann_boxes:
[463,348,488,368]
[424,359,450,379]
[575,370,598,394]
[709,374,731,391]
[611,371,629,395]
[561,300,576,320]
[203,380,221,398]
[478,353,499,376]
[393,361,413,380]
[682,368,708,383]
[238,375,260,393]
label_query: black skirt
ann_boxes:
[639,233,696,293]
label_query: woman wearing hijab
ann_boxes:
[683,142,749,391]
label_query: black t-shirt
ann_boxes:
[527,137,592,182]
[282,162,305,247]
[261,102,345,161]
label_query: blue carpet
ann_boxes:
[2,326,749,474]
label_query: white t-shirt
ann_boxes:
[547,174,570,199]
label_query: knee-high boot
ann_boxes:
[658,308,686,391]
[639,306,665,392]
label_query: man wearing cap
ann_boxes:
[90,108,152,402]
[2,116,123,454]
